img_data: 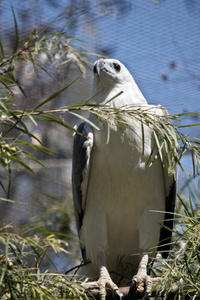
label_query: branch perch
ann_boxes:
[81,277,182,300]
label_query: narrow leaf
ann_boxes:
[7,164,11,199]
[4,110,34,141]
[0,75,15,83]
[104,91,124,105]
[69,111,100,130]
[14,139,55,155]
[146,140,156,166]
[22,111,38,126]
[178,123,200,128]
[0,181,6,194]
[154,131,163,162]
[0,40,4,60]
[11,6,19,53]
[22,151,48,169]
[4,154,33,172]
[141,122,145,156]
[35,62,61,85]
[35,78,78,110]
[106,122,110,144]
[0,79,13,94]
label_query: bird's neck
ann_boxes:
[93,80,147,109]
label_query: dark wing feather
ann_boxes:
[72,122,94,261]
[158,173,177,258]
[154,105,177,258]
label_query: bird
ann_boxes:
[72,58,177,299]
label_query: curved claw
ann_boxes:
[129,254,152,297]
[129,279,137,295]
[98,276,123,300]
[129,274,152,297]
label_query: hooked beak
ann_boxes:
[93,58,105,76]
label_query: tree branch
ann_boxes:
[81,278,182,300]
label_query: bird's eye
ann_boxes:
[113,63,121,72]
[93,64,97,74]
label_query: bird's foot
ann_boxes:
[98,266,123,300]
[130,273,152,297]
[129,254,152,297]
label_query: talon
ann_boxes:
[98,276,120,300]
[129,254,153,297]
[129,280,137,295]
[129,274,152,297]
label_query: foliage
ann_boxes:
[0,224,90,300]
[0,8,200,300]
[152,196,200,299]
[0,11,95,299]
[0,9,94,198]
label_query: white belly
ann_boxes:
[80,123,166,274]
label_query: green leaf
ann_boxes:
[3,154,33,172]
[0,180,6,194]
[21,111,38,126]
[0,90,15,101]
[154,131,163,162]
[7,70,26,96]
[14,139,55,156]
[103,91,124,105]
[146,140,156,167]
[106,122,111,144]
[7,163,11,199]
[34,62,61,86]
[0,40,4,60]
[82,88,105,105]
[34,78,78,110]
[141,122,145,156]
[69,111,100,130]
[22,151,48,169]
[3,110,38,141]
[0,75,15,83]
[178,123,200,128]
[3,123,42,145]
[11,6,19,53]
[0,79,13,94]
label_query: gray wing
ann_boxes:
[72,121,94,261]
[153,105,177,258]
[158,172,177,258]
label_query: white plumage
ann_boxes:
[72,58,176,298]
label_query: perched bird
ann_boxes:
[72,58,177,299]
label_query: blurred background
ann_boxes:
[0,0,200,272]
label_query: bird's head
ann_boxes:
[93,58,134,88]
[92,58,147,105]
